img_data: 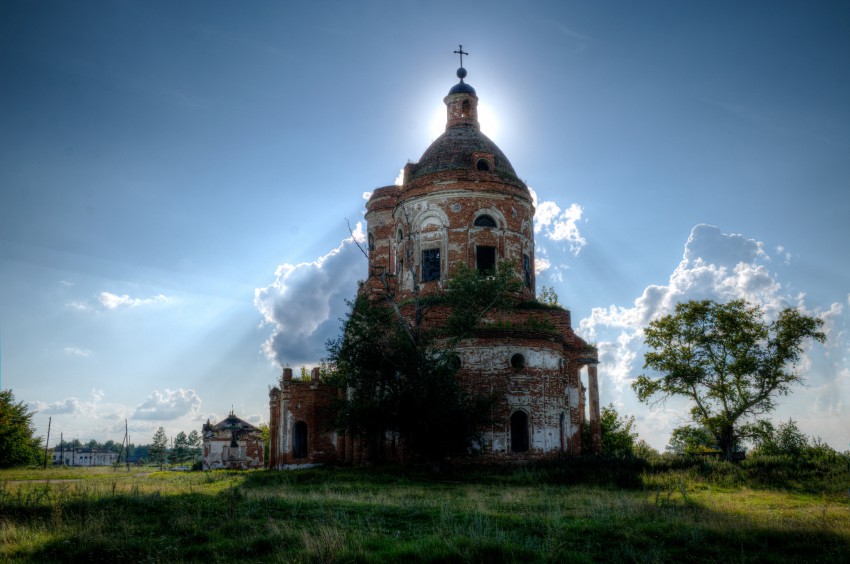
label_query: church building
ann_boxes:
[269,52,601,467]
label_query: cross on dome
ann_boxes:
[453,44,468,68]
[454,45,469,81]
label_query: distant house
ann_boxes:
[53,448,119,466]
[202,412,264,470]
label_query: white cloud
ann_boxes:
[30,397,82,415]
[28,389,106,417]
[532,197,586,255]
[255,224,366,366]
[99,292,170,310]
[132,389,202,421]
[63,346,92,357]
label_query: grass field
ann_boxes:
[1,456,848,562]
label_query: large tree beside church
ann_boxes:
[633,299,825,461]
[327,261,521,464]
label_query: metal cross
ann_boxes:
[454,45,468,67]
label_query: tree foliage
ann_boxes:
[744,418,838,459]
[633,299,825,461]
[584,404,639,457]
[667,425,718,455]
[327,260,522,464]
[149,426,169,469]
[0,389,43,468]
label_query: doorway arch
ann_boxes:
[293,421,308,459]
[510,411,529,453]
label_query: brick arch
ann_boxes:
[472,207,507,230]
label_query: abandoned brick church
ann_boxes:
[269,55,601,467]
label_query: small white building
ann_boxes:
[53,448,119,466]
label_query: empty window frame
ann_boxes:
[523,254,531,288]
[476,245,496,273]
[474,214,497,227]
[421,248,441,282]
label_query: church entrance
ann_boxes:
[510,411,529,453]
[293,421,308,459]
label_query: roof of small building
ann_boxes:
[206,413,261,433]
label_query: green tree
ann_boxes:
[0,390,43,468]
[667,425,717,455]
[633,299,825,461]
[584,404,639,456]
[328,261,521,464]
[538,286,560,307]
[747,419,809,456]
[258,423,270,467]
[186,430,202,463]
[149,427,169,469]
[172,431,189,463]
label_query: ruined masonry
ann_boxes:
[202,412,265,470]
[269,61,601,467]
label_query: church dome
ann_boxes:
[410,126,519,181]
[407,63,524,188]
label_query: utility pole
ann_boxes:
[60,433,64,466]
[43,417,51,469]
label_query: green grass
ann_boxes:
[1,458,848,562]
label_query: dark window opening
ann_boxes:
[560,412,567,453]
[523,254,531,288]
[476,158,491,171]
[461,100,470,117]
[474,214,497,228]
[448,354,461,370]
[511,411,529,453]
[421,248,440,282]
[511,353,526,370]
[368,233,375,254]
[476,246,496,273]
[293,421,308,459]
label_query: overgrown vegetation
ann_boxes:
[2,456,848,562]
[326,261,521,464]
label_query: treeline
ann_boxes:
[52,428,203,467]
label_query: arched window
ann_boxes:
[461,100,470,117]
[510,411,529,453]
[421,248,440,282]
[293,421,308,459]
[476,158,491,171]
[474,214,497,227]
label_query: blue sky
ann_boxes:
[2,1,848,451]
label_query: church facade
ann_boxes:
[269,59,601,467]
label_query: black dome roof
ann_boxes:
[410,124,519,182]
[448,81,476,95]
